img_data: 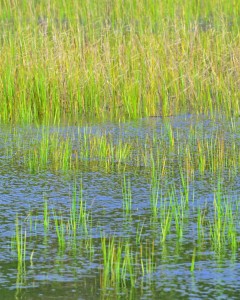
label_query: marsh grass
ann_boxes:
[10,170,240,292]
[0,1,240,123]
[5,116,240,268]
[5,117,239,179]
[100,236,157,290]
[3,0,240,296]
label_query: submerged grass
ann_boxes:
[0,1,240,123]
[10,173,240,290]
[5,147,238,300]
[4,118,239,181]
[15,216,27,272]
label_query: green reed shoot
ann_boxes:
[121,243,135,287]
[101,235,119,288]
[15,216,27,271]
[150,171,160,218]
[160,205,173,243]
[70,183,78,237]
[122,176,132,215]
[53,211,66,251]
[190,247,196,272]
[43,195,49,233]
[172,204,184,242]
[165,123,175,148]
[136,222,144,245]
[197,208,206,245]
[70,181,89,236]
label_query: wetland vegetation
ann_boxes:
[1,0,240,299]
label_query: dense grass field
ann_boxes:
[0,0,240,123]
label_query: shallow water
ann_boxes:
[0,114,240,299]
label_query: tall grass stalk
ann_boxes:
[122,176,132,215]
[15,216,27,272]
[150,171,160,218]
[53,211,66,251]
[43,195,49,233]
[190,247,196,272]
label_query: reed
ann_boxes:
[122,176,132,215]
[15,216,27,272]
[53,210,66,251]
[190,247,196,272]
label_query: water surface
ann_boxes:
[0,114,240,299]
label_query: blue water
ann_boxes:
[0,114,240,299]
